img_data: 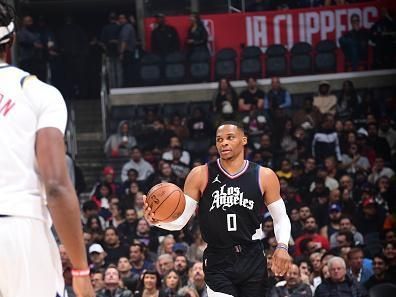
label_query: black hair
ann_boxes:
[0,0,15,51]
[217,121,245,134]
[82,200,98,212]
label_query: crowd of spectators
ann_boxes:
[60,75,396,296]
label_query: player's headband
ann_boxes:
[0,21,15,45]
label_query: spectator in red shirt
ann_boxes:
[294,216,330,256]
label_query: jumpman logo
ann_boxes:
[212,174,221,184]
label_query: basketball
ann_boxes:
[146,183,186,223]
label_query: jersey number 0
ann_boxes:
[227,214,237,231]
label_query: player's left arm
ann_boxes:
[260,167,292,276]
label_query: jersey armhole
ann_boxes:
[258,166,264,197]
[200,164,209,196]
[20,75,37,88]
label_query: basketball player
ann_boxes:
[0,2,93,297]
[144,121,292,297]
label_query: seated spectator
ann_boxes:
[91,270,105,294]
[91,166,122,205]
[187,261,207,297]
[157,254,175,278]
[314,257,367,297]
[340,143,370,175]
[383,242,396,279]
[151,161,182,187]
[108,203,125,228]
[330,216,364,249]
[310,252,323,289]
[254,133,278,167]
[151,13,180,57]
[279,119,298,162]
[162,136,191,165]
[364,253,396,290]
[187,228,207,262]
[336,80,360,120]
[320,203,342,240]
[186,13,208,54]
[213,78,238,118]
[121,146,155,183]
[312,114,342,164]
[163,269,183,296]
[339,14,370,71]
[117,207,138,243]
[378,117,396,158]
[117,257,140,292]
[242,105,267,141]
[367,123,392,163]
[103,227,129,266]
[88,243,107,271]
[276,159,293,182]
[269,263,312,297]
[174,255,190,286]
[185,107,212,158]
[104,120,137,157]
[292,97,322,131]
[129,243,155,276]
[120,168,139,197]
[166,113,190,141]
[313,81,337,115]
[132,269,165,297]
[170,147,190,181]
[134,218,159,253]
[294,216,330,256]
[368,156,395,184]
[238,77,265,113]
[158,234,176,256]
[265,76,292,116]
[347,247,373,284]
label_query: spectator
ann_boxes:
[134,218,159,253]
[185,107,212,159]
[292,97,322,131]
[370,8,396,69]
[108,203,125,228]
[320,203,342,240]
[254,133,278,167]
[17,15,46,80]
[104,121,137,158]
[81,200,106,228]
[340,143,370,174]
[368,156,395,184]
[187,228,207,262]
[364,254,395,290]
[213,78,238,119]
[129,243,155,276]
[121,147,155,183]
[383,242,396,278]
[120,168,139,198]
[291,204,312,239]
[294,216,330,256]
[151,13,180,57]
[241,105,267,142]
[117,208,138,243]
[313,81,337,115]
[103,227,129,266]
[186,13,208,53]
[151,161,182,187]
[88,243,107,271]
[162,136,191,165]
[174,255,190,286]
[166,114,190,141]
[100,12,122,87]
[330,216,364,249]
[279,119,298,162]
[158,234,176,256]
[276,159,293,182]
[97,265,133,297]
[117,257,139,292]
[187,261,207,297]
[265,76,292,116]
[314,257,367,297]
[355,197,387,236]
[269,263,312,297]
[238,77,265,113]
[312,114,342,164]
[339,14,370,71]
[378,117,396,157]
[135,270,166,297]
[157,254,175,277]
[170,147,190,181]
[163,269,183,296]
[118,13,136,87]
[91,271,105,294]
[367,123,392,163]
[347,247,373,284]
[337,80,360,119]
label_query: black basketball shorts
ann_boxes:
[203,241,268,297]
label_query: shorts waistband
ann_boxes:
[207,240,263,254]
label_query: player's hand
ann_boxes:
[143,195,157,225]
[271,248,292,277]
[72,276,95,297]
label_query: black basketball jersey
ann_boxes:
[199,159,265,248]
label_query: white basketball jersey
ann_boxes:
[0,63,67,223]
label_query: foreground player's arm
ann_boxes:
[144,165,204,230]
[261,167,291,276]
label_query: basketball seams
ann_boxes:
[149,188,180,213]
[161,191,183,221]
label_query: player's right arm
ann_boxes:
[144,165,206,230]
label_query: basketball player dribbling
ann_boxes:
[145,121,292,297]
[0,2,93,297]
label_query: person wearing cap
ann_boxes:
[89,243,107,270]
[320,203,342,240]
[356,196,386,235]
[173,242,189,256]
[151,13,180,57]
[313,81,337,115]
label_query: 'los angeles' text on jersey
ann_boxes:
[199,160,265,248]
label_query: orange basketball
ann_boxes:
[146,183,185,223]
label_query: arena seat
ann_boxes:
[266,44,288,77]
[188,47,211,82]
[240,46,262,79]
[215,48,237,80]
[315,40,337,73]
[290,42,312,76]
[164,51,186,84]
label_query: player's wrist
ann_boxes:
[71,268,90,277]
[275,243,288,251]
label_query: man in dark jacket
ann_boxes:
[315,256,367,297]
[269,263,312,297]
[151,14,180,57]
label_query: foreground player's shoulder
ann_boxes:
[258,166,280,195]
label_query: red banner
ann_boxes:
[144,1,395,55]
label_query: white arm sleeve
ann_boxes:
[154,194,198,231]
[267,199,291,245]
